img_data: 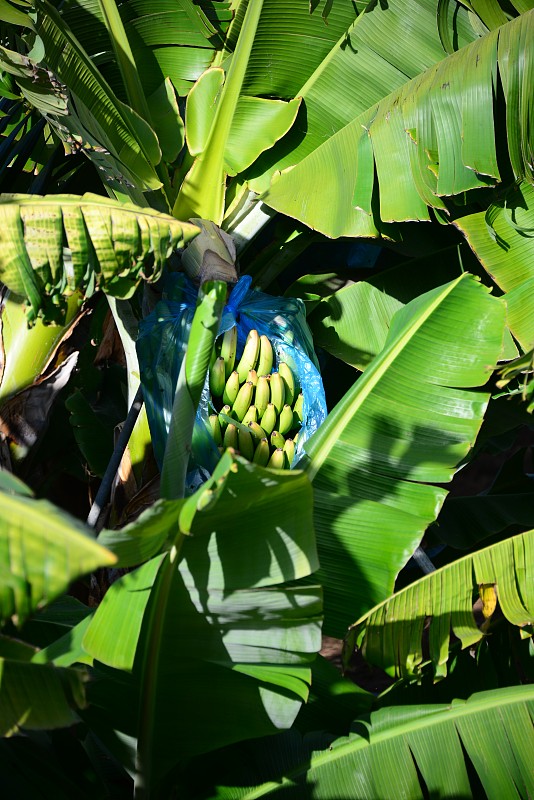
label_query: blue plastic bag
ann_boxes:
[137,275,327,484]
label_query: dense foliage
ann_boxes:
[0,1,532,797]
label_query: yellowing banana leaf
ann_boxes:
[262,9,533,237]
[0,654,87,735]
[0,485,116,627]
[204,685,534,800]
[82,453,321,795]
[455,180,534,351]
[0,193,199,321]
[303,275,505,637]
[346,529,534,681]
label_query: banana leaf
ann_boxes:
[303,274,505,637]
[456,180,534,351]
[81,453,322,795]
[0,193,199,321]
[262,8,534,237]
[0,480,116,627]
[346,529,534,681]
[194,684,534,800]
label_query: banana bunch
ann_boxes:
[208,326,303,469]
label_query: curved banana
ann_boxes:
[271,430,285,450]
[278,362,296,406]
[278,404,294,436]
[269,372,285,414]
[209,356,226,398]
[252,437,270,466]
[268,448,286,469]
[236,329,260,383]
[238,427,254,461]
[223,370,240,406]
[257,334,274,377]
[220,326,238,378]
[232,380,254,421]
[261,403,277,435]
[255,375,270,417]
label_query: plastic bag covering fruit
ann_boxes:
[137,274,327,486]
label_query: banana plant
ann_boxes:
[0,1,532,797]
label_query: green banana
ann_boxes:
[278,362,296,406]
[255,375,270,417]
[269,371,285,414]
[257,334,274,377]
[293,392,304,427]
[238,427,254,460]
[248,420,267,442]
[218,404,234,428]
[232,380,254,421]
[247,368,258,387]
[261,403,277,435]
[268,448,286,469]
[223,370,240,406]
[242,404,258,425]
[252,437,270,466]
[236,329,260,383]
[209,356,226,398]
[220,326,238,378]
[278,404,294,436]
[284,437,295,466]
[223,423,238,449]
[271,430,285,450]
[209,414,223,446]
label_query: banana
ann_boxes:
[284,437,295,466]
[269,371,285,414]
[247,368,258,387]
[256,334,274,377]
[236,329,260,383]
[223,423,238,449]
[278,404,294,436]
[209,356,226,398]
[242,404,258,425]
[271,430,286,450]
[248,420,267,442]
[220,326,238,378]
[223,370,240,406]
[232,380,254,421]
[268,448,286,469]
[252,437,270,466]
[293,392,304,427]
[278,362,296,406]
[255,375,270,417]
[209,414,223,446]
[238,427,254,460]
[261,403,277,435]
[218,404,234,428]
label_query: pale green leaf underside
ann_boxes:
[304,275,505,636]
[217,685,534,800]
[0,490,116,627]
[0,193,199,320]
[348,529,534,680]
[456,180,534,351]
[262,11,533,237]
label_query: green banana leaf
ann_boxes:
[303,274,505,637]
[80,452,322,795]
[195,685,534,800]
[262,7,533,237]
[345,529,534,681]
[0,648,87,735]
[0,481,116,627]
[0,193,199,321]
[456,180,534,351]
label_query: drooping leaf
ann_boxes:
[0,488,116,626]
[96,499,182,567]
[262,9,534,237]
[200,685,534,800]
[456,180,534,351]
[0,655,87,735]
[346,529,534,681]
[303,275,505,637]
[0,193,199,321]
